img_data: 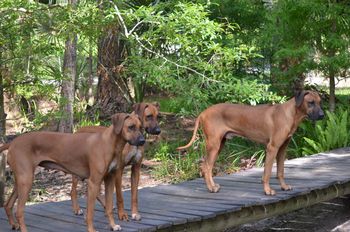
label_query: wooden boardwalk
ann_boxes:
[1,148,350,232]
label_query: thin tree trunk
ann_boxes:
[86,38,94,105]
[59,32,77,133]
[328,20,337,113]
[329,71,336,112]
[0,51,6,207]
[95,26,132,118]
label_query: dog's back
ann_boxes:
[7,131,99,178]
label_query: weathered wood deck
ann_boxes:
[1,148,350,232]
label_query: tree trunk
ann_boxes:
[95,26,132,118]
[0,53,6,207]
[328,20,337,113]
[86,39,94,105]
[134,78,144,103]
[329,71,336,112]
[58,33,77,133]
[293,74,306,94]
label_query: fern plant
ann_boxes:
[302,109,349,155]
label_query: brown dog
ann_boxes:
[1,112,145,232]
[71,102,161,221]
[177,91,324,195]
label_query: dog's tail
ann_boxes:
[0,143,10,153]
[176,115,201,151]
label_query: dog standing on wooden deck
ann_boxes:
[177,91,324,195]
[71,102,161,221]
[0,113,145,232]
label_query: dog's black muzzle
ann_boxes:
[129,135,146,146]
[308,109,325,121]
[146,126,161,135]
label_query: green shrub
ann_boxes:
[151,141,201,183]
[302,109,349,155]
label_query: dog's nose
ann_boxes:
[153,127,161,135]
[137,135,146,146]
[318,110,325,120]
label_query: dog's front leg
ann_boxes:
[131,163,141,220]
[86,178,101,232]
[104,173,121,231]
[262,143,279,195]
[276,138,292,191]
[115,167,128,221]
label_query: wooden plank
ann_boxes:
[158,182,350,232]
[60,198,204,224]
[63,191,235,220]
[0,221,48,232]
[55,200,160,231]
[188,172,343,197]
[62,199,183,230]
[29,202,142,232]
[228,170,348,184]
[150,184,282,207]
[0,208,88,232]
[180,180,312,198]
[123,191,236,213]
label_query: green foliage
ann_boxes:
[74,113,101,130]
[121,1,281,114]
[302,109,350,155]
[0,0,102,120]
[220,138,266,169]
[21,109,60,131]
[151,142,201,183]
[261,0,350,102]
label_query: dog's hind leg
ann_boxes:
[4,186,19,230]
[71,175,84,215]
[201,136,223,193]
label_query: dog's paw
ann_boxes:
[281,184,292,191]
[74,209,84,216]
[118,212,129,221]
[264,188,276,196]
[11,223,20,230]
[111,225,122,231]
[208,183,221,193]
[132,213,142,221]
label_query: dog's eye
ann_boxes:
[308,101,315,107]
[146,115,153,120]
[128,125,136,131]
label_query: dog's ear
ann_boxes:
[132,103,148,118]
[132,103,140,113]
[152,102,160,111]
[112,113,129,135]
[295,90,309,107]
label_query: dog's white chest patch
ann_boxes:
[125,146,142,165]
[108,159,118,173]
